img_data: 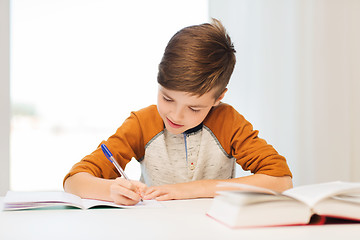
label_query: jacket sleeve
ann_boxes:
[205,104,292,178]
[63,111,146,185]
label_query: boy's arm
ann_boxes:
[64,172,114,201]
[143,174,292,201]
[63,107,159,205]
[64,172,146,205]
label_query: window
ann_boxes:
[10,0,208,191]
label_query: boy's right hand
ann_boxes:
[110,178,147,206]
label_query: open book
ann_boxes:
[2,191,161,211]
[206,181,360,228]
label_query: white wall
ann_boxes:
[295,0,360,184]
[8,0,209,191]
[209,0,360,186]
[0,0,10,195]
[1,0,359,193]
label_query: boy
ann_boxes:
[64,19,292,205]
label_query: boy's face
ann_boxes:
[157,85,225,135]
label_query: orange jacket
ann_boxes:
[64,103,292,186]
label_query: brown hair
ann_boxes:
[157,18,236,99]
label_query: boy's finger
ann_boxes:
[111,194,139,206]
[110,183,142,203]
[114,178,138,191]
[143,189,164,200]
[131,180,147,188]
[155,194,171,201]
[131,181,147,193]
[144,186,157,195]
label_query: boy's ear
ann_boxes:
[214,88,228,106]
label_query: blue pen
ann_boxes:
[101,144,143,202]
[101,143,129,180]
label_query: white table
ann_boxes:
[1,198,360,240]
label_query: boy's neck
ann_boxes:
[183,123,203,135]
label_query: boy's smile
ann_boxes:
[166,117,184,129]
[157,85,225,135]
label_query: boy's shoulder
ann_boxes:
[132,104,158,115]
[131,104,163,125]
[211,102,234,111]
[204,102,248,128]
[206,102,241,119]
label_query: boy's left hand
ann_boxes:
[142,181,211,201]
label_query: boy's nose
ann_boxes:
[171,107,184,122]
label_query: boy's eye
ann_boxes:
[189,107,200,113]
[163,96,173,102]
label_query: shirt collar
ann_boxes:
[184,123,203,135]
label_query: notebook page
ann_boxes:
[81,199,163,209]
[283,181,360,207]
[4,191,83,208]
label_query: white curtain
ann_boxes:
[209,0,360,186]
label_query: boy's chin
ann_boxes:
[165,124,188,135]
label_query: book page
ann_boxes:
[283,181,360,207]
[216,191,293,205]
[81,199,163,209]
[215,182,279,195]
[332,193,360,204]
[3,191,84,210]
[4,191,82,205]
[3,191,163,210]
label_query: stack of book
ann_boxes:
[207,181,360,228]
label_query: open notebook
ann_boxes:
[2,191,162,210]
